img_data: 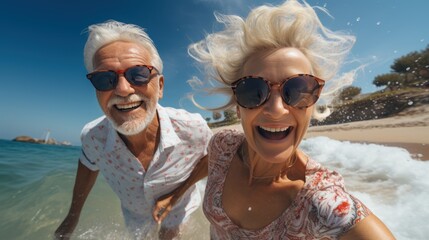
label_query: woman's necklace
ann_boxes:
[238,142,298,212]
[238,142,297,181]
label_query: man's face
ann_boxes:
[92,41,164,136]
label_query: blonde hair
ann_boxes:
[187,0,356,117]
[83,20,163,73]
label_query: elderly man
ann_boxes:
[55,20,212,239]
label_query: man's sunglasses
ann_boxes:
[231,74,325,109]
[86,65,158,91]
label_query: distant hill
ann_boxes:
[312,88,429,126]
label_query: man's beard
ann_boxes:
[106,93,158,136]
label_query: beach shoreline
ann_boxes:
[211,105,429,160]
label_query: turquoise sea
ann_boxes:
[0,139,127,239]
[0,139,208,240]
[1,138,428,239]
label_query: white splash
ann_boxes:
[301,137,429,239]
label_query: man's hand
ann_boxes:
[152,192,178,224]
[54,214,79,240]
[54,162,98,239]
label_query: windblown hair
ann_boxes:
[188,0,356,119]
[83,20,163,73]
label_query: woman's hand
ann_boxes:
[152,192,178,224]
[153,155,208,224]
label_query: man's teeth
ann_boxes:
[116,102,141,110]
[259,126,289,132]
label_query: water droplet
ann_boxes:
[393,50,398,54]
[248,207,252,211]
[376,21,381,25]
[408,101,413,105]
[406,67,411,71]
[356,17,361,22]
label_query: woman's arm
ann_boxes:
[152,155,208,223]
[340,213,395,240]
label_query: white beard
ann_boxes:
[106,93,158,136]
[112,103,156,136]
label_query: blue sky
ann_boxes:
[0,0,427,145]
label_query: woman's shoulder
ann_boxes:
[209,129,244,152]
[301,158,371,235]
[206,129,244,174]
[305,158,345,190]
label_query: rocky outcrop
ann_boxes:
[12,136,71,146]
[13,136,37,143]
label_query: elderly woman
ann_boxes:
[188,0,395,239]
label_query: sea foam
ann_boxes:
[301,137,429,239]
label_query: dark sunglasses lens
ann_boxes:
[125,66,152,85]
[235,78,269,108]
[87,71,117,91]
[282,76,320,108]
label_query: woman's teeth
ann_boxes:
[257,126,292,140]
[259,126,289,132]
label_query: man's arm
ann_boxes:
[54,161,99,239]
[340,214,395,240]
[152,155,208,224]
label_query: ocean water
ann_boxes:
[0,138,428,240]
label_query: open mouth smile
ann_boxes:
[114,101,143,112]
[257,126,293,140]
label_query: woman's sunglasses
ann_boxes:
[86,65,159,91]
[231,74,325,109]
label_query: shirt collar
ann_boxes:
[156,104,181,151]
[105,119,123,153]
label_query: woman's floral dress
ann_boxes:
[204,129,371,240]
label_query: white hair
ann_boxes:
[187,0,357,118]
[83,20,163,73]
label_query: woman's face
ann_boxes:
[237,47,315,163]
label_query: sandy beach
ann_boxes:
[212,105,429,160]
